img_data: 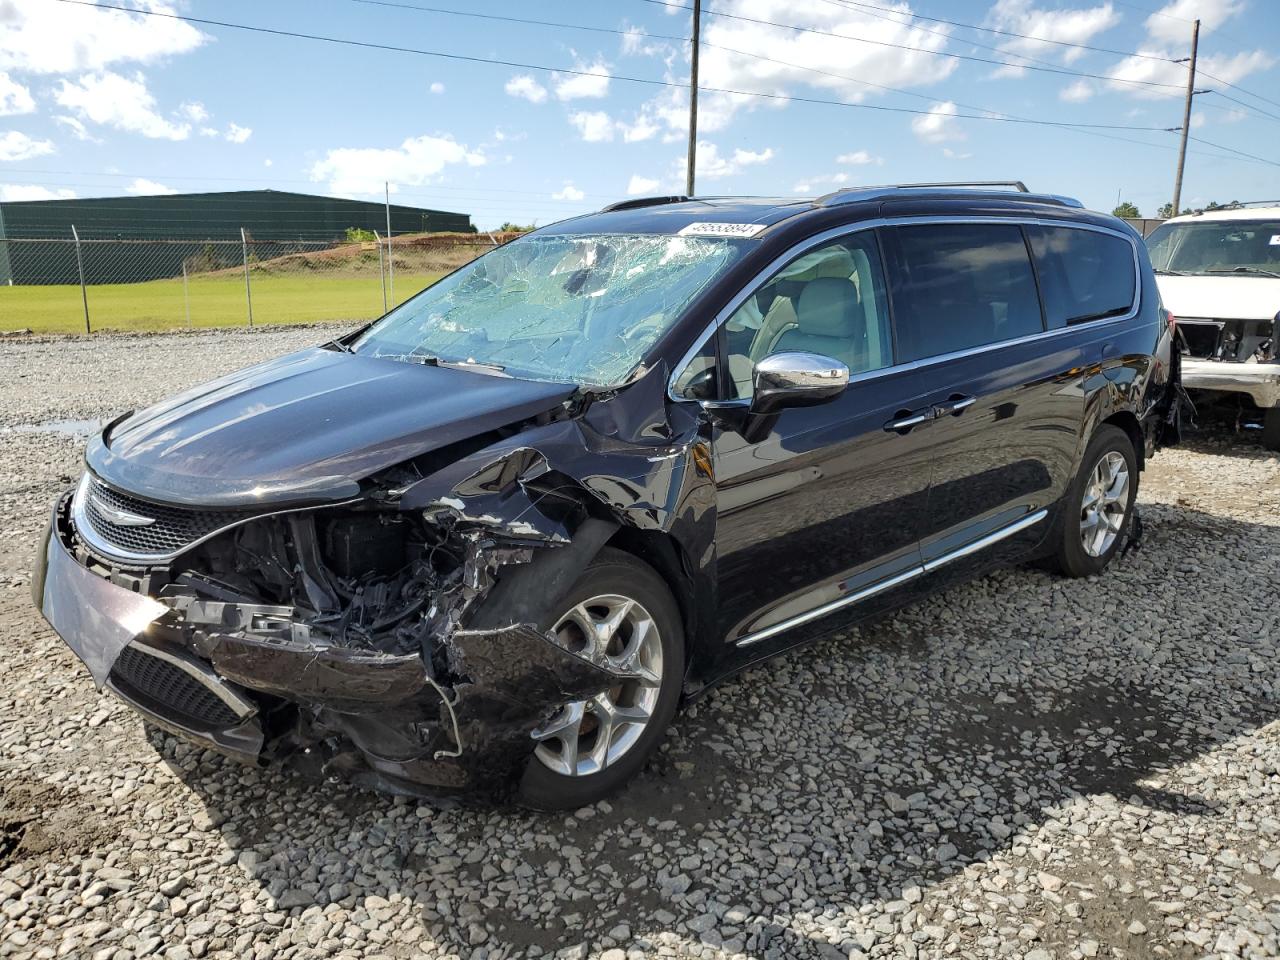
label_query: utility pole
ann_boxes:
[1171,18,1200,219]
[384,181,395,305]
[685,0,701,197]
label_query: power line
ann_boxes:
[1187,135,1280,170]
[818,0,1179,65]
[1199,70,1280,112]
[51,1,1182,134]
[638,0,1186,91]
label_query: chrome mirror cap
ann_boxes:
[751,352,850,415]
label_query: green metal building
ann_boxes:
[0,189,472,285]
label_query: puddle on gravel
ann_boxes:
[0,418,103,438]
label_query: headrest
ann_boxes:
[795,277,864,338]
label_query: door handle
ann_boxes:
[884,408,934,433]
[933,395,977,417]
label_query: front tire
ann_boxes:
[1262,406,1280,452]
[1052,425,1139,578]
[517,548,684,810]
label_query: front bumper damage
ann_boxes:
[32,376,714,798]
[32,483,636,797]
[1180,357,1280,408]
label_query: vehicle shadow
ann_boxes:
[158,499,1280,958]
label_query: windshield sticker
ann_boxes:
[1270,235,1280,245]
[677,222,768,239]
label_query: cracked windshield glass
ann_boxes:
[352,233,746,384]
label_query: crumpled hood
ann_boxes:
[1156,275,1280,321]
[86,347,577,508]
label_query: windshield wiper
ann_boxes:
[407,354,509,376]
[1154,268,1186,276]
[1205,266,1280,279]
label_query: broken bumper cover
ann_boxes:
[31,500,619,796]
[1180,358,1280,408]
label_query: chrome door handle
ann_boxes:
[934,395,977,417]
[884,410,932,433]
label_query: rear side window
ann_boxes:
[887,223,1044,363]
[1028,226,1136,328]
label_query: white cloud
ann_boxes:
[0,183,76,201]
[264,158,273,167]
[53,115,100,142]
[568,110,615,142]
[554,60,611,100]
[178,101,208,123]
[679,141,775,181]
[125,177,177,195]
[0,73,34,116]
[0,130,55,161]
[1107,48,1273,99]
[504,74,548,104]
[835,149,881,165]
[1060,79,1094,102]
[911,101,965,144]
[225,122,252,144]
[620,115,660,143]
[310,133,486,195]
[0,0,207,74]
[985,0,1121,78]
[622,0,960,139]
[54,71,191,140]
[793,182,811,193]
[1145,0,1245,45]
[198,126,219,138]
[626,174,661,195]
[943,147,974,160]
[552,182,585,201]
[430,81,445,94]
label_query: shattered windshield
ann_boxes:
[1146,220,1280,276]
[352,233,746,385]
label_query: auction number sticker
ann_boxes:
[677,222,768,238]
[1270,235,1280,246]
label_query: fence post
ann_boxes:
[374,229,387,314]
[384,181,394,306]
[240,227,254,328]
[181,260,191,328]
[71,225,91,334]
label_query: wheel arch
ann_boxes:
[1100,409,1145,470]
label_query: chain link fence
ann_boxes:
[0,230,514,335]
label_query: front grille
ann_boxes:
[77,477,242,559]
[109,645,242,731]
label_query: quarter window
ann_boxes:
[1028,225,1136,327]
[718,232,893,399]
[888,223,1044,362]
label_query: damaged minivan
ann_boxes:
[34,184,1183,808]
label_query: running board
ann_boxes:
[735,509,1048,648]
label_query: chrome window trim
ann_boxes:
[667,215,1143,403]
[735,508,1048,648]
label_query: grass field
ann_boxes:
[1,272,447,335]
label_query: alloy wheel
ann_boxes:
[532,594,663,777]
[1079,450,1130,558]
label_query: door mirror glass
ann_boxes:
[750,352,849,415]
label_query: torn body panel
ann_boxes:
[34,363,717,797]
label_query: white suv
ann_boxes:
[1147,206,1280,449]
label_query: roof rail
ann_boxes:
[815,181,1090,209]
[600,195,690,213]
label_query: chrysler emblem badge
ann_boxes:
[89,493,156,527]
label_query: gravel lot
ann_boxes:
[2,327,1279,960]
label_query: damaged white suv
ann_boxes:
[1147,205,1280,449]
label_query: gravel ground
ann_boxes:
[1,327,1278,960]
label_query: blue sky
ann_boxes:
[1,0,1278,229]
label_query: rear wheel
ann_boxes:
[1052,425,1138,578]
[517,548,683,810]
[1262,406,1280,452]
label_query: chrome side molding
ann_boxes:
[735,508,1049,648]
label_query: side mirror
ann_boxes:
[750,352,849,416]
